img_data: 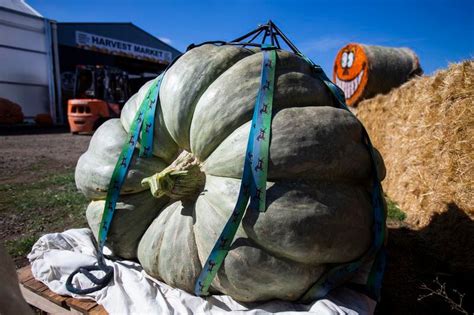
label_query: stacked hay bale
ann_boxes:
[333,44,422,106]
[356,60,473,227]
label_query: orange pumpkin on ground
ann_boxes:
[35,113,53,126]
[0,98,24,124]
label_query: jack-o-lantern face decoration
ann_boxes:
[333,44,368,106]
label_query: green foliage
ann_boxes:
[4,236,37,258]
[0,173,87,212]
[385,195,406,221]
[0,171,88,262]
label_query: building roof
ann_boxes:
[57,22,181,59]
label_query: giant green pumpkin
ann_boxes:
[75,44,386,302]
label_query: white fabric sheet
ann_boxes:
[28,229,375,315]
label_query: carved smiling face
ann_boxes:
[333,44,368,106]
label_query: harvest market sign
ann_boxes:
[75,31,172,64]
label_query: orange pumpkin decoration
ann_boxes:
[333,43,422,106]
[35,113,53,126]
[0,98,23,124]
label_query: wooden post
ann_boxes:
[17,265,108,314]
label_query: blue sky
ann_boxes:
[30,0,473,75]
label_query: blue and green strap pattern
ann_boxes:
[195,45,277,296]
[196,48,386,302]
[68,41,385,302]
[98,74,162,251]
[66,74,163,295]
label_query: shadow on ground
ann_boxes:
[376,203,474,314]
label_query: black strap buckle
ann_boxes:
[66,259,114,294]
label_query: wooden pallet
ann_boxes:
[17,265,107,314]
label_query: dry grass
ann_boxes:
[355,60,473,227]
[355,62,474,313]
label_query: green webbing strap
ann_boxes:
[298,54,348,110]
[66,75,162,295]
[139,76,162,157]
[194,47,386,301]
[195,45,277,296]
[65,37,385,300]
[297,53,387,302]
[98,74,162,250]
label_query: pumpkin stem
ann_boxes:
[141,151,205,200]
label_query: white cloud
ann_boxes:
[300,37,348,53]
[158,37,172,45]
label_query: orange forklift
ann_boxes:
[67,65,129,134]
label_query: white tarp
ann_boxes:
[28,229,376,315]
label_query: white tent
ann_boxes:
[0,0,61,123]
[0,0,41,16]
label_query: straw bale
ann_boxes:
[333,44,422,106]
[355,60,473,227]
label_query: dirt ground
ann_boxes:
[0,132,91,266]
[0,132,90,185]
[0,132,472,314]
